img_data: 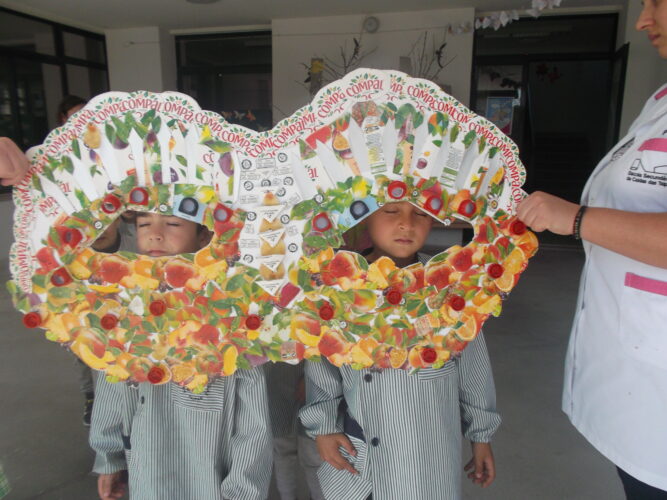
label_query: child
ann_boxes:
[265,362,324,500]
[299,201,501,500]
[90,212,273,500]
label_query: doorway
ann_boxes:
[471,14,626,202]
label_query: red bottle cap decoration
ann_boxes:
[213,203,233,223]
[424,196,443,214]
[101,314,119,330]
[62,228,82,247]
[421,347,437,364]
[149,300,167,316]
[23,312,42,329]
[510,220,527,235]
[387,181,407,199]
[101,194,122,214]
[386,288,403,305]
[457,199,476,218]
[50,268,73,287]
[147,366,164,384]
[488,263,504,279]
[449,295,466,311]
[245,314,261,330]
[319,303,334,321]
[312,213,332,232]
[129,187,149,205]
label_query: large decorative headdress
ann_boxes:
[9,69,537,392]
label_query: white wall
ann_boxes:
[272,8,475,123]
[620,0,667,135]
[105,27,177,92]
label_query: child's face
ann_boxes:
[135,213,208,257]
[92,218,120,252]
[365,201,433,266]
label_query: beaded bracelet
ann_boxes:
[573,205,587,240]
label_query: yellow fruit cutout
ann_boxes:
[503,247,526,274]
[222,345,238,376]
[294,328,321,347]
[172,363,197,384]
[454,314,478,342]
[350,343,374,367]
[75,343,113,370]
[494,271,515,292]
[389,347,408,368]
[332,132,350,151]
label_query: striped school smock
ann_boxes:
[300,332,501,500]
[90,367,273,500]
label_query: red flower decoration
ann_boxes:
[149,300,167,316]
[449,295,466,311]
[101,314,119,330]
[319,303,334,321]
[245,314,261,330]
[421,347,437,364]
[488,263,504,279]
[147,366,164,384]
[23,312,42,328]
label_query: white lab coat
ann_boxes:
[563,84,667,490]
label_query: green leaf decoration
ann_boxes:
[61,156,74,174]
[71,140,81,159]
[462,130,477,148]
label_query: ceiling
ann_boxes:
[0,0,622,33]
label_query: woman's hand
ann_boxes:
[517,191,580,235]
[0,137,30,186]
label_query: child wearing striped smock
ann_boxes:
[89,213,273,500]
[266,362,325,500]
[300,202,501,500]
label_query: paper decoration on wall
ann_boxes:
[475,0,562,31]
[8,69,537,392]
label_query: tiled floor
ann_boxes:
[0,241,624,499]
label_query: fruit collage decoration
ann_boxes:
[8,69,538,392]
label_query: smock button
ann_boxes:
[364,374,373,383]
[140,396,145,404]
[371,437,380,447]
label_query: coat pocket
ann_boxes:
[170,378,226,412]
[417,360,456,381]
[316,436,372,500]
[618,272,667,369]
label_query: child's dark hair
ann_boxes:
[57,95,87,125]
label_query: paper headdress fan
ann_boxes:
[8,69,537,391]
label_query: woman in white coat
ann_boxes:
[518,2,667,498]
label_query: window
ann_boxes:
[176,32,272,131]
[0,7,109,151]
